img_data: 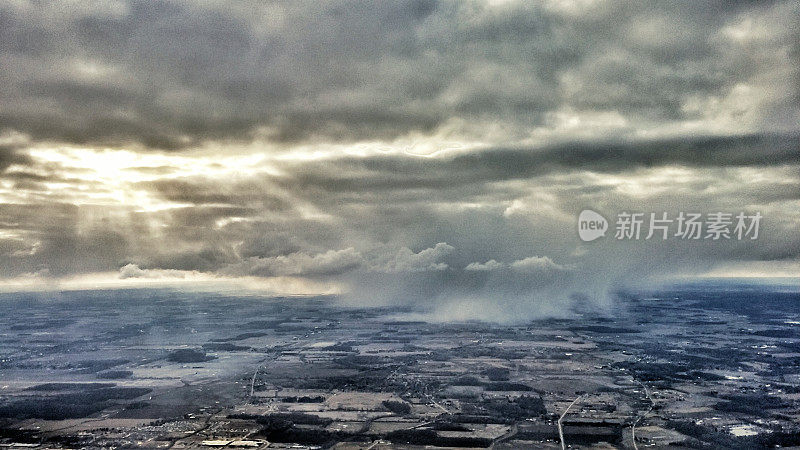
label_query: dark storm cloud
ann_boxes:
[277,133,800,192]
[1,0,797,149]
[0,0,446,148]
[144,178,290,209]
[0,202,131,276]
[0,147,23,171]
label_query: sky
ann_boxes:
[0,0,798,320]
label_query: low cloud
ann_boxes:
[224,248,363,278]
[365,242,455,273]
[465,259,504,271]
[465,256,569,273]
[222,243,456,278]
[119,263,188,279]
[510,256,569,273]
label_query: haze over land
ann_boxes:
[1,0,799,319]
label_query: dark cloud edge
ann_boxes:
[278,132,800,191]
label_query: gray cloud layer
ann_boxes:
[1,0,798,149]
[1,1,799,321]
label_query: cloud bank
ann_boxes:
[0,0,798,321]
